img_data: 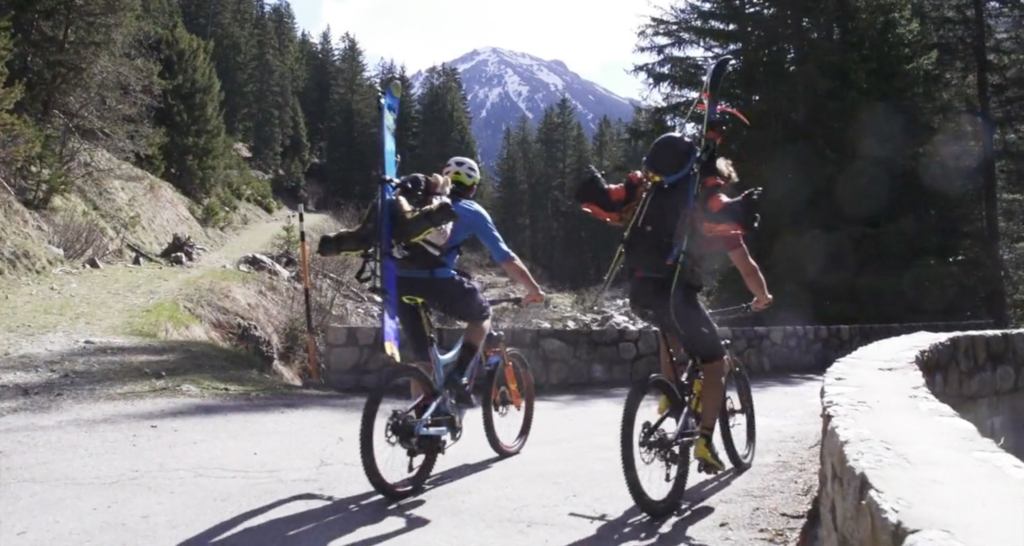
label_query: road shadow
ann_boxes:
[564,468,741,546]
[177,456,504,546]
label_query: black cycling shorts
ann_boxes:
[628,275,726,363]
[396,274,491,361]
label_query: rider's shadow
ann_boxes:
[564,468,740,546]
[177,457,503,546]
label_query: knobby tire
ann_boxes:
[359,364,440,500]
[482,349,536,457]
[718,358,756,471]
[620,374,691,519]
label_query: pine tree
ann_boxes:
[0,20,40,191]
[153,22,230,202]
[413,64,477,174]
[299,27,335,163]
[248,1,309,196]
[178,0,258,140]
[325,32,379,204]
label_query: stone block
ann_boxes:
[969,370,994,398]
[717,327,731,339]
[539,337,572,361]
[591,326,619,344]
[622,329,640,341]
[589,362,610,384]
[955,336,974,372]
[987,333,1007,362]
[547,361,570,385]
[946,367,962,397]
[329,346,362,371]
[611,362,630,384]
[972,335,988,368]
[995,365,1016,394]
[638,331,659,355]
[631,355,659,380]
[326,326,349,346]
[355,327,376,346]
[596,345,619,362]
[768,329,784,345]
[618,341,638,360]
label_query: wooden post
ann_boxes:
[298,205,320,381]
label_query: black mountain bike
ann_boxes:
[620,303,757,518]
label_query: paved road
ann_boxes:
[0,375,821,546]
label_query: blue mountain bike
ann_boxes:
[359,295,536,500]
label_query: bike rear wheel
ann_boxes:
[719,356,756,471]
[482,349,535,457]
[359,364,441,500]
[620,374,691,519]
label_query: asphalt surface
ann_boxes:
[0,375,821,546]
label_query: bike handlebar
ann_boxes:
[487,297,524,307]
[707,302,754,319]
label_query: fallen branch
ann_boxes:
[0,176,16,198]
[126,241,161,263]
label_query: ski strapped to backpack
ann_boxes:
[378,80,403,363]
[665,55,739,270]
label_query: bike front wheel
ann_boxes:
[359,364,441,500]
[482,349,535,457]
[620,373,691,519]
[719,355,756,471]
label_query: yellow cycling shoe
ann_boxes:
[695,435,725,474]
[657,394,669,415]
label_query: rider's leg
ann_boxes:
[672,284,728,472]
[396,278,432,401]
[433,274,492,407]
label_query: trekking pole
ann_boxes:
[591,188,655,307]
[297,204,320,382]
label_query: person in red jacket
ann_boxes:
[576,123,772,473]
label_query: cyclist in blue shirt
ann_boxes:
[397,156,545,407]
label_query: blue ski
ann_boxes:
[379,80,402,363]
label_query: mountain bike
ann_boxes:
[359,295,536,500]
[620,303,757,518]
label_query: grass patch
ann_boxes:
[187,267,252,287]
[131,300,201,338]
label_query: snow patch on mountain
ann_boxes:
[411,47,637,168]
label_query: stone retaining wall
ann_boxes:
[324,321,990,392]
[818,330,1024,545]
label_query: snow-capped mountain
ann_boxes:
[411,47,637,169]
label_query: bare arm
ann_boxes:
[499,255,541,292]
[727,244,771,305]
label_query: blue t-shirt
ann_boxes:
[397,199,514,276]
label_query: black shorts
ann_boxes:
[396,274,491,361]
[629,276,726,363]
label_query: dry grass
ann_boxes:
[44,208,112,262]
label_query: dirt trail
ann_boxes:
[0,210,330,415]
[0,211,329,345]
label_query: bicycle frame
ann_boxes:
[402,296,519,438]
[649,302,755,446]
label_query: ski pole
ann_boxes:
[298,204,320,381]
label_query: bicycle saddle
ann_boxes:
[485,330,505,347]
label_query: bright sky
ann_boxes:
[288,0,671,99]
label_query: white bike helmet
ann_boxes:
[442,156,481,188]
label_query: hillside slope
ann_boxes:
[0,148,271,278]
